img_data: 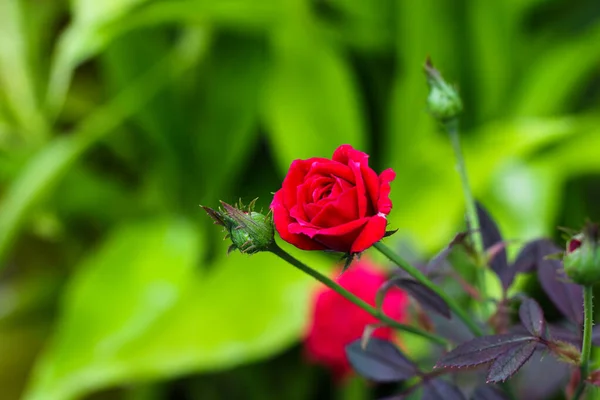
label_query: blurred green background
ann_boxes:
[2,0,600,399]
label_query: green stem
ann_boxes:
[268,242,448,346]
[373,241,483,337]
[446,119,490,316]
[573,285,594,400]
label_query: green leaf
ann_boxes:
[46,0,152,114]
[23,218,201,400]
[24,222,328,400]
[0,0,47,141]
[0,33,206,266]
[511,23,600,117]
[263,26,365,171]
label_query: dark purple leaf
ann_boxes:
[486,340,537,383]
[512,239,550,273]
[422,379,466,400]
[519,298,545,337]
[471,385,510,400]
[476,203,509,288]
[390,278,451,318]
[435,334,535,369]
[510,239,583,323]
[536,254,583,325]
[426,232,468,273]
[431,312,476,343]
[345,338,419,382]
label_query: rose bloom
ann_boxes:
[304,260,409,380]
[271,144,395,254]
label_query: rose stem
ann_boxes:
[373,241,483,337]
[267,242,449,346]
[573,285,594,400]
[445,118,490,318]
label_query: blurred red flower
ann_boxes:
[304,259,409,380]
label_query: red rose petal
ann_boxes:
[332,144,370,165]
[312,218,369,252]
[311,187,359,228]
[306,160,355,183]
[282,158,327,209]
[350,214,388,253]
[349,160,368,217]
[377,168,396,215]
[272,192,326,250]
[361,163,379,215]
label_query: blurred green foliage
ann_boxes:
[2,0,600,399]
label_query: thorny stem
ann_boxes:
[268,242,449,346]
[573,285,594,400]
[373,242,483,337]
[446,119,490,318]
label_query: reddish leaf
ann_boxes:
[476,203,509,288]
[486,340,537,383]
[422,379,466,400]
[519,298,546,337]
[345,338,419,382]
[435,334,535,369]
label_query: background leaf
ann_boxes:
[346,338,419,382]
[24,227,325,400]
[422,379,466,400]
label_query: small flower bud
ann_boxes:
[424,58,463,123]
[201,199,274,255]
[563,223,600,285]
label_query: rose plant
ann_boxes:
[203,61,600,399]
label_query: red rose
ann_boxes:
[270,144,395,254]
[304,260,409,380]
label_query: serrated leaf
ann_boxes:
[422,379,466,400]
[345,338,419,382]
[436,334,535,369]
[471,385,509,400]
[476,203,509,289]
[391,278,451,318]
[486,340,537,383]
[519,298,545,337]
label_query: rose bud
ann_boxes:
[304,259,409,381]
[201,199,274,255]
[424,58,463,123]
[270,144,395,255]
[563,223,600,285]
